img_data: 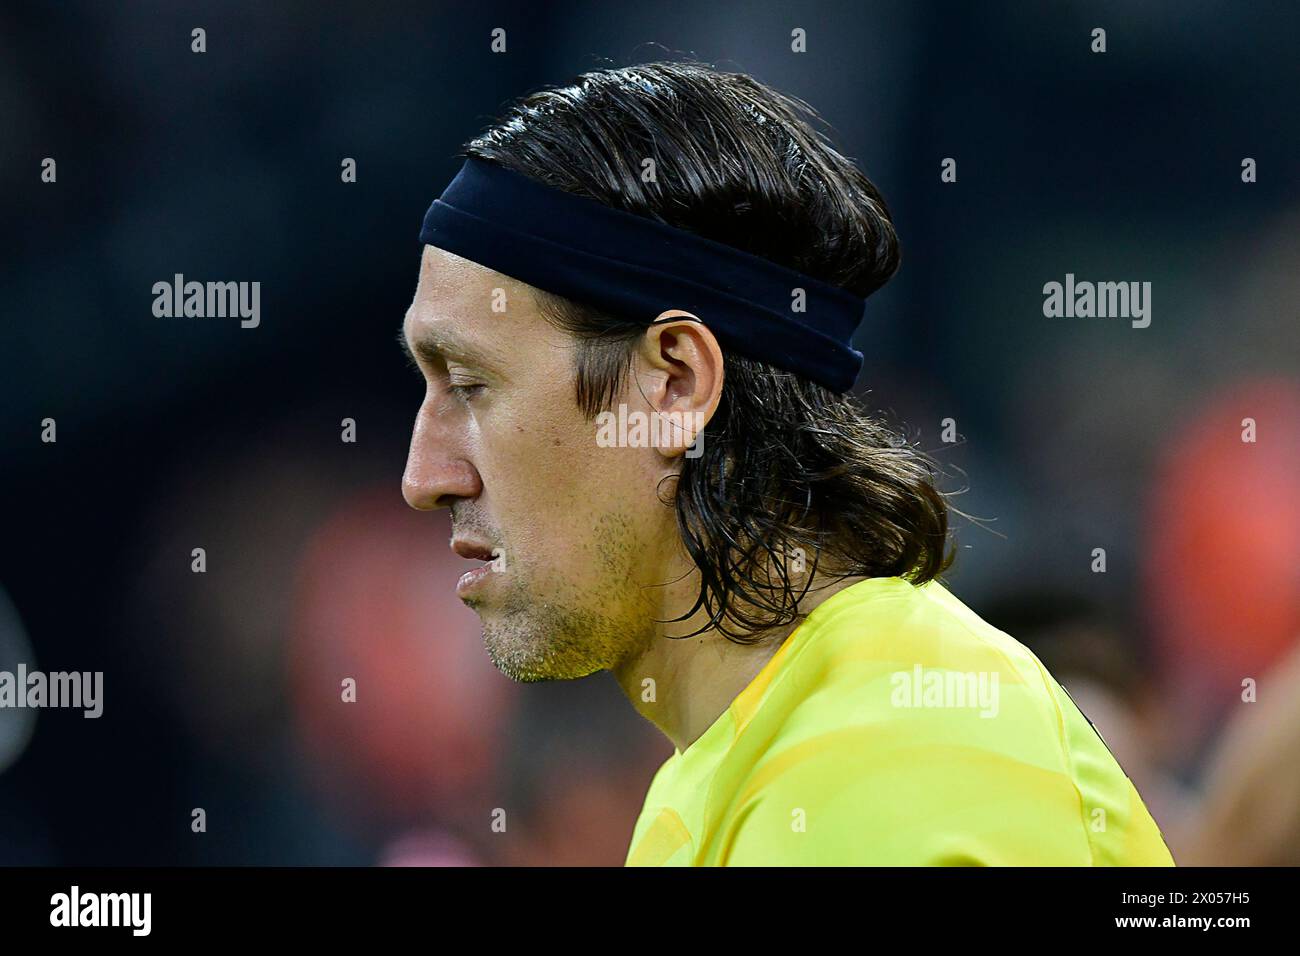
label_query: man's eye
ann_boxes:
[447,382,485,401]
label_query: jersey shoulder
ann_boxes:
[708,577,1172,866]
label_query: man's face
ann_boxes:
[401,246,671,682]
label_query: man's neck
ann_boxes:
[611,571,868,753]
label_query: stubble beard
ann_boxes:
[468,565,657,683]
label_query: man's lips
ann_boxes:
[451,538,504,598]
[451,539,495,562]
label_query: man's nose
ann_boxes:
[402,404,481,510]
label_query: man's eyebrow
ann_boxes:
[396,324,497,368]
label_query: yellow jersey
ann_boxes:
[624,576,1175,866]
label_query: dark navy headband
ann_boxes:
[418,157,869,392]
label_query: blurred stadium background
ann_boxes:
[1,1,1297,865]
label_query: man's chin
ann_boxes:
[476,609,616,684]
[482,637,604,684]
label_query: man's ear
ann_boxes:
[632,310,724,460]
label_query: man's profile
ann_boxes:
[399,61,1175,866]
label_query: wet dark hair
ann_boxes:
[464,60,953,641]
